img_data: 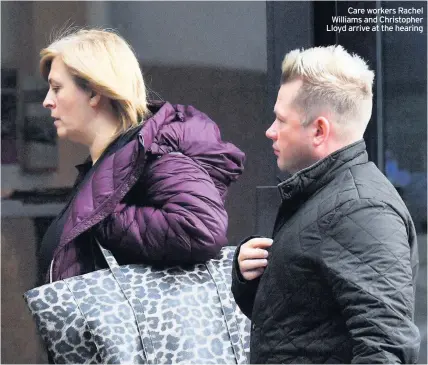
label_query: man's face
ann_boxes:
[266,79,315,174]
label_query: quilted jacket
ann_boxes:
[49,101,245,282]
[232,140,420,364]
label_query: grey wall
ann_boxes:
[1,1,23,67]
[266,1,313,181]
[109,1,267,71]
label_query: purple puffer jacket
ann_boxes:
[49,102,245,282]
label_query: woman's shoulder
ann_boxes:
[139,101,244,190]
[142,101,241,157]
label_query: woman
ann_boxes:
[37,28,245,283]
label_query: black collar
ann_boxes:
[277,140,368,201]
[75,158,92,175]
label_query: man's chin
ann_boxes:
[277,161,295,175]
[277,159,287,172]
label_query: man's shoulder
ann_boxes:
[348,162,400,201]
[316,161,407,219]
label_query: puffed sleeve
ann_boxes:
[96,153,228,264]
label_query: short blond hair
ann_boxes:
[40,28,150,135]
[281,45,374,134]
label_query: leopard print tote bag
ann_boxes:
[23,243,250,364]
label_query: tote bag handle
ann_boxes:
[95,238,159,364]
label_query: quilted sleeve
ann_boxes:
[319,199,420,364]
[96,153,228,264]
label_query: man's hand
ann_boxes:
[238,237,273,281]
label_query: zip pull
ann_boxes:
[138,134,145,149]
[49,258,54,283]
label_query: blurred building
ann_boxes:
[1,1,426,363]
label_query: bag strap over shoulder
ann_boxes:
[95,238,159,364]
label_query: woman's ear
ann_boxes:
[89,91,101,107]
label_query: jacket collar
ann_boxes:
[277,139,368,201]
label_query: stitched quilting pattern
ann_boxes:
[245,143,419,364]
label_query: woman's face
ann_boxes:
[43,57,94,144]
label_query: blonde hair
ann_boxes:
[40,28,150,136]
[281,45,374,135]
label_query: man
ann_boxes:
[232,45,420,364]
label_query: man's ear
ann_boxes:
[312,116,330,146]
[89,91,101,107]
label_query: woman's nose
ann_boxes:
[43,93,55,109]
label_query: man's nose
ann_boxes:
[266,123,277,140]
